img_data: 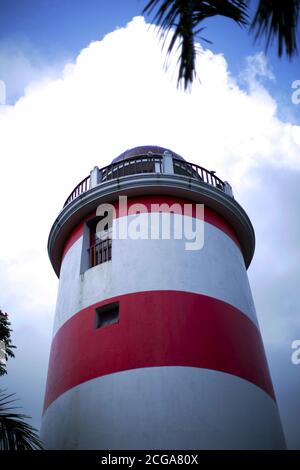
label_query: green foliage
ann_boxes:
[0,311,43,449]
[0,390,43,450]
[0,310,16,376]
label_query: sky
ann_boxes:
[0,0,299,450]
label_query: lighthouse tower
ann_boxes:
[41,145,285,449]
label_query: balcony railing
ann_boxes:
[64,174,91,207]
[101,154,163,182]
[173,159,225,190]
[63,154,226,208]
[88,239,112,268]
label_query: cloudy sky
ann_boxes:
[0,0,299,449]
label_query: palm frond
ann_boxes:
[0,390,43,450]
[143,0,249,89]
[251,0,300,58]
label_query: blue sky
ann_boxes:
[0,0,139,57]
[0,0,300,450]
[1,0,299,117]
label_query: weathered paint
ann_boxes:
[41,367,285,450]
[42,184,285,449]
[44,290,274,411]
[53,213,257,334]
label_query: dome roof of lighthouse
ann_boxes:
[112,145,185,163]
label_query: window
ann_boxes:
[95,302,119,329]
[88,212,112,268]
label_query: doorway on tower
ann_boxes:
[87,212,112,268]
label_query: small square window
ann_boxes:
[95,302,119,329]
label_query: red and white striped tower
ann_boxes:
[41,146,285,449]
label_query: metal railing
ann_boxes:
[64,175,91,207]
[173,159,225,191]
[63,154,225,207]
[101,154,163,182]
[88,239,112,268]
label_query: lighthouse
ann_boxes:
[41,145,285,449]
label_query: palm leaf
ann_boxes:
[143,0,248,89]
[251,0,300,58]
[0,390,43,450]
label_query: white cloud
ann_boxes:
[0,39,68,105]
[0,16,299,447]
[242,51,275,86]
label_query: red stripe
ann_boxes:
[43,291,274,411]
[61,196,240,262]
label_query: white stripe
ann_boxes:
[41,366,285,450]
[53,214,257,334]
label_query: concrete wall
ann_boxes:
[42,367,285,450]
[53,213,258,335]
[42,210,285,449]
